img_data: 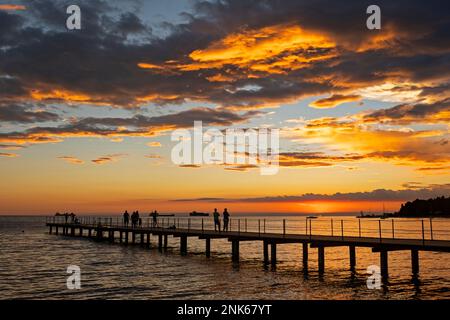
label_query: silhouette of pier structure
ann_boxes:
[46,216,450,279]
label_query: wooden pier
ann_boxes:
[46,217,450,280]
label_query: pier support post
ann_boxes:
[55,226,58,235]
[119,231,123,243]
[131,232,136,244]
[158,234,163,251]
[146,233,150,247]
[96,228,103,240]
[163,235,168,250]
[206,238,211,258]
[349,246,356,271]
[380,250,389,279]
[318,246,325,274]
[79,228,83,237]
[232,240,240,262]
[271,243,277,266]
[140,233,144,245]
[125,231,129,244]
[411,250,419,275]
[49,225,52,234]
[109,230,114,242]
[71,227,75,237]
[263,241,269,264]
[88,228,92,237]
[180,236,187,255]
[302,243,308,271]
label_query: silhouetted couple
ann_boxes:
[132,211,140,228]
[123,210,140,228]
[213,208,230,232]
[150,210,158,227]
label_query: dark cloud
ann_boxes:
[0,103,60,123]
[77,107,261,128]
[172,184,450,202]
[364,98,450,124]
[279,152,365,167]
[0,107,259,144]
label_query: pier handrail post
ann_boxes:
[283,219,286,237]
[392,219,395,239]
[341,220,344,240]
[421,220,425,244]
[309,219,312,240]
[331,218,333,236]
[430,218,433,240]
[378,220,382,243]
[188,218,191,231]
[358,219,361,237]
[238,219,241,235]
[202,218,204,234]
[305,218,308,236]
[245,218,247,232]
[264,219,266,233]
[258,219,261,237]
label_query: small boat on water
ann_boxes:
[189,211,209,217]
[306,216,318,219]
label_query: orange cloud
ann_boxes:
[179,164,201,168]
[146,141,162,147]
[91,154,126,165]
[57,156,84,165]
[30,89,92,102]
[0,152,18,157]
[0,4,26,10]
[145,154,162,159]
[288,113,450,169]
[309,94,362,109]
[139,24,336,76]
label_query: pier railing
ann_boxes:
[45,216,450,242]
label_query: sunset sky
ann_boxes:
[0,0,449,214]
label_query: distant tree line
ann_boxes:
[395,196,450,217]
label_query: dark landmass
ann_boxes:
[393,196,450,218]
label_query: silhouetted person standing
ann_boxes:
[223,208,230,231]
[213,208,220,232]
[123,210,129,226]
[151,210,158,227]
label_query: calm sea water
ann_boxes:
[1,215,449,300]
